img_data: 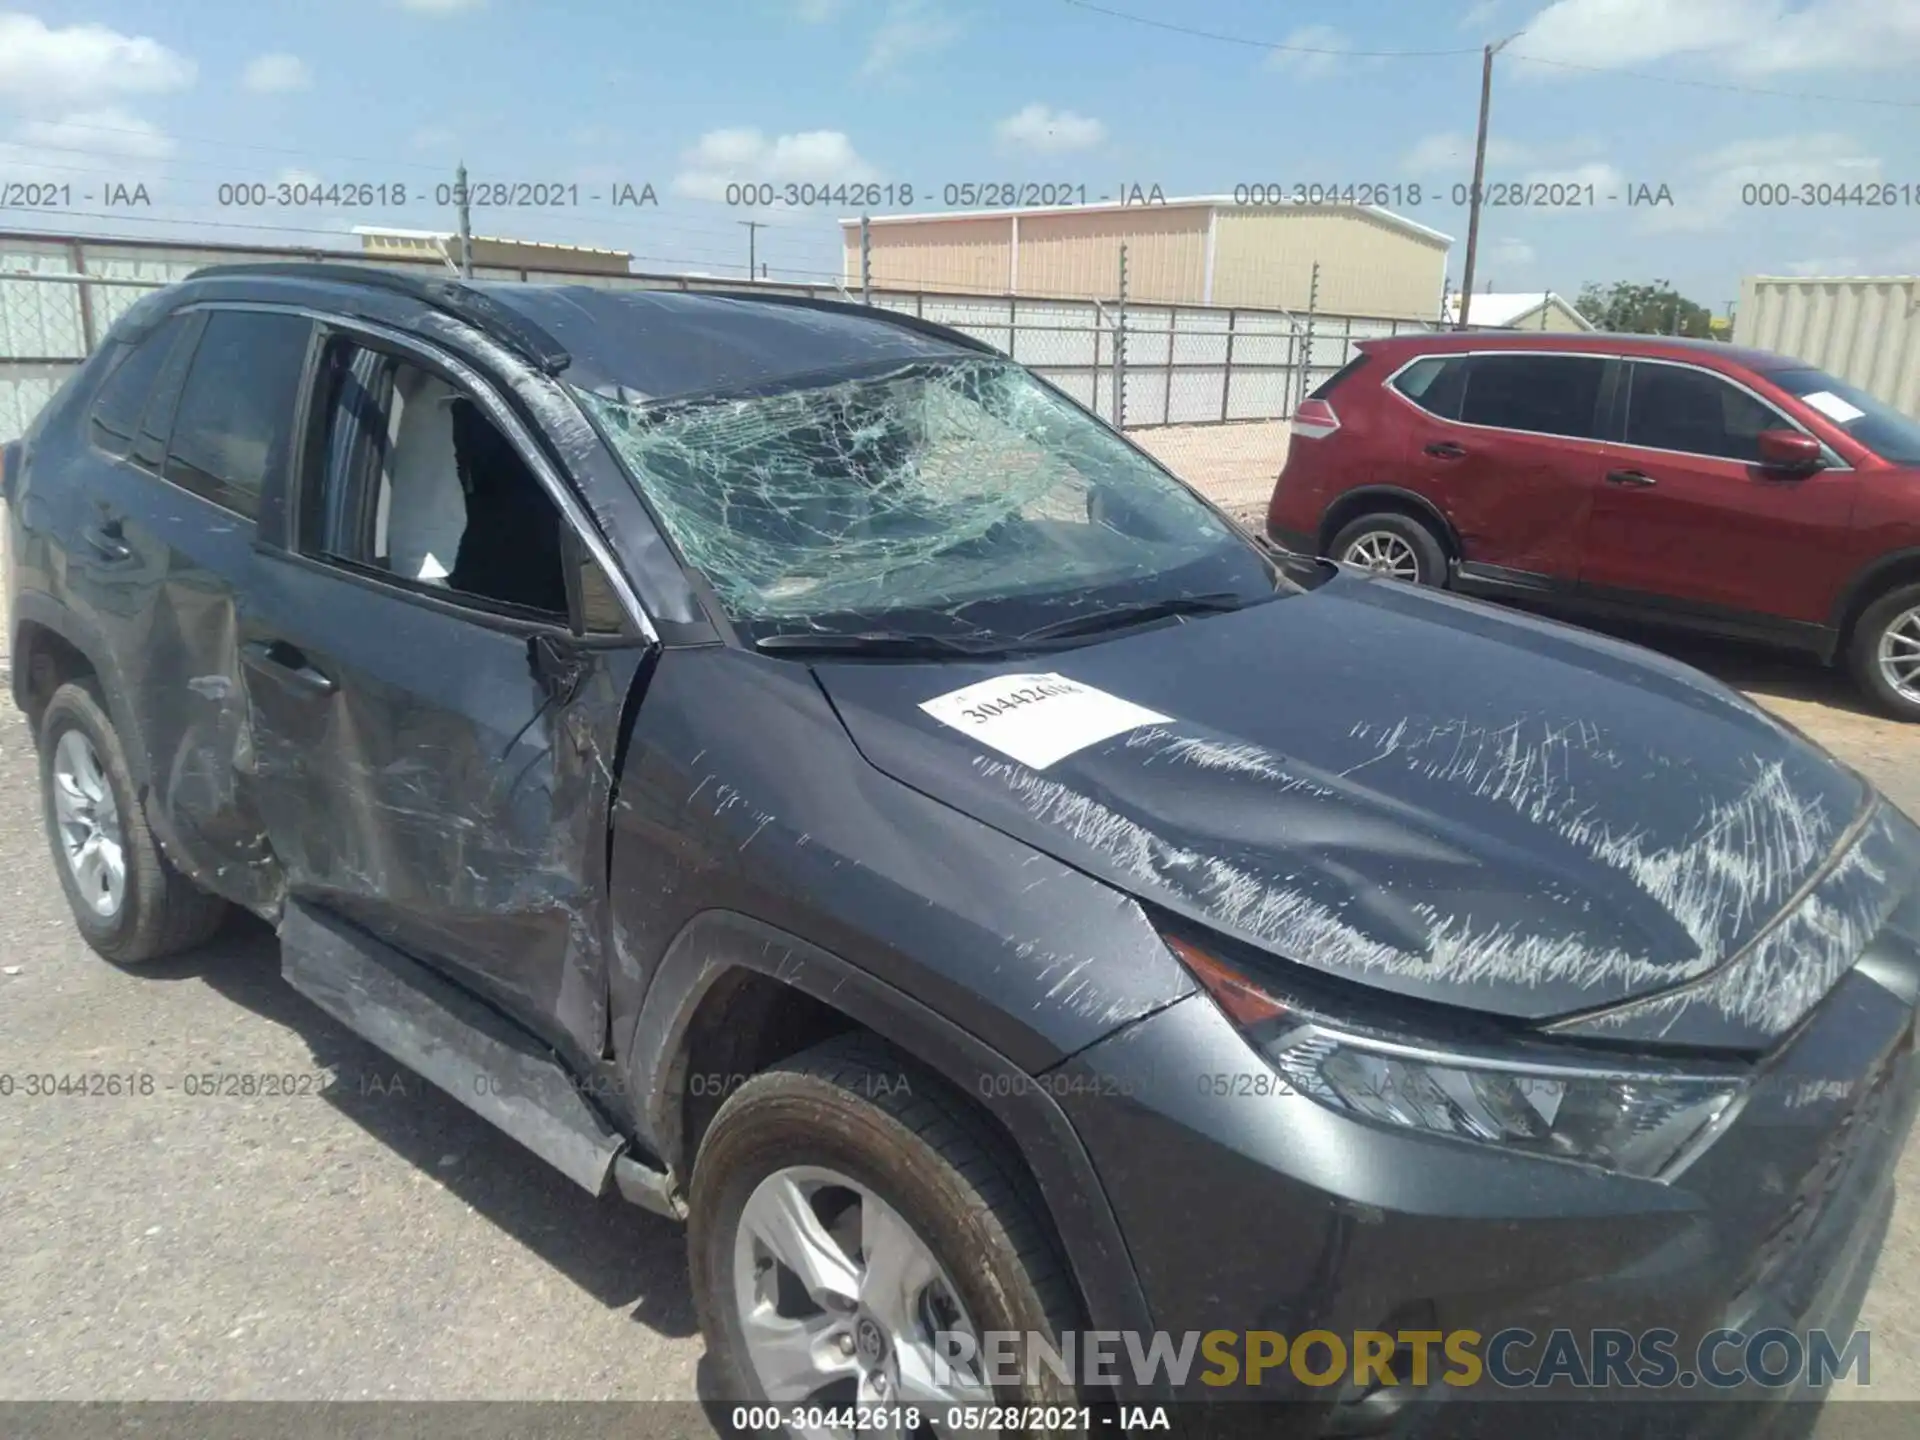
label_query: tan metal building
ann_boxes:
[352,225,634,276]
[839,196,1452,320]
[1736,275,1920,418]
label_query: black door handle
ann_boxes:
[80,520,132,562]
[241,639,337,696]
[1424,441,1467,459]
[1606,469,1659,487]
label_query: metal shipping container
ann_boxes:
[1735,275,1920,418]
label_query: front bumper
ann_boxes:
[1051,914,1920,1430]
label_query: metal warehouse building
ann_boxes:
[840,197,1452,321]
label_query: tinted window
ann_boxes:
[164,311,313,518]
[1769,366,1920,466]
[1457,355,1606,438]
[1391,355,1469,420]
[1310,354,1371,400]
[1625,364,1782,462]
[88,319,187,458]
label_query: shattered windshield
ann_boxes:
[577,357,1282,642]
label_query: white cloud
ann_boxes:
[673,126,879,202]
[243,52,311,93]
[1266,24,1348,77]
[1488,236,1536,266]
[1521,160,1629,195]
[995,103,1106,155]
[398,0,486,13]
[1642,131,1880,234]
[0,106,175,186]
[793,0,846,19]
[1402,130,1534,173]
[1517,0,1920,75]
[277,167,323,189]
[408,124,457,152]
[863,0,961,77]
[1460,0,1501,27]
[0,14,193,116]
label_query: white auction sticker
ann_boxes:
[1801,390,1866,425]
[919,672,1170,769]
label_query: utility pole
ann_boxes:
[454,160,473,278]
[738,220,765,280]
[859,213,872,305]
[1456,33,1520,329]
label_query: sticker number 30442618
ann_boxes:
[918,672,1170,770]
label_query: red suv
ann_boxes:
[1266,332,1920,719]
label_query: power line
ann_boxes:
[1506,51,1920,109]
[1057,0,1920,107]
[1058,0,1481,57]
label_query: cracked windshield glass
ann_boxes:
[578,357,1286,644]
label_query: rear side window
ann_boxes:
[1457,355,1606,439]
[163,310,313,520]
[88,319,188,459]
[1391,355,1470,419]
[1625,363,1789,463]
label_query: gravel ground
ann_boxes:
[3,543,1920,1421]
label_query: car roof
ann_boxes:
[1359,329,1798,373]
[172,262,993,401]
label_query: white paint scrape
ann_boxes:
[920,673,1169,770]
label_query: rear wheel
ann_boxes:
[38,680,229,962]
[1849,583,1920,721]
[689,1035,1082,1432]
[1327,511,1448,587]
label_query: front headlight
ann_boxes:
[1168,934,1746,1179]
[1268,1027,1741,1178]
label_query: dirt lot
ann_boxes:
[1132,419,1290,522]
[2,533,1920,1420]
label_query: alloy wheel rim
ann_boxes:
[733,1164,993,1434]
[1342,531,1421,581]
[52,728,126,919]
[1878,604,1920,705]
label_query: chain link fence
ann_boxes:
[2,231,1443,526]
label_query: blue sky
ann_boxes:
[2,0,1916,315]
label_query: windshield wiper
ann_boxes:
[752,630,1006,658]
[1014,591,1250,644]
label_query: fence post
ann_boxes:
[860,214,872,306]
[67,240,96,353]
[1221,309,1236,423]
[1159,309,1177,426]
[1115,243,1129,429]
[1299,260,1320,410]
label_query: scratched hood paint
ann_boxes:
[817,570,1899,1030]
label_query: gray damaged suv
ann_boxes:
[5,263,1919,1434]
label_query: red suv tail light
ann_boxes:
[1291,398,1340,440]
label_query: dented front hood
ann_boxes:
[817,571,1911,1038]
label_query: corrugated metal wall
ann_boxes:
[1015,207,1209,305]
[1210,207,1449,319]
[1,231,1437,440]
[1736,276,1920,417]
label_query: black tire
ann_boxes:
[1327,511,1448,587]
[38,679,229,963]
[690,1034,1083,1420]
[1847,582,1920,722]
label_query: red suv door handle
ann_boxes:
[1605,469,1658,488]
[1424,441,1467,459]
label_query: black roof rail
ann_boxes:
[183,262,571,375]
[683,288,1001,356]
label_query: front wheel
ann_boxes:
[1849,582,1920,721]
[1327,512,1448,587]
[689,1035,1083,1432]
